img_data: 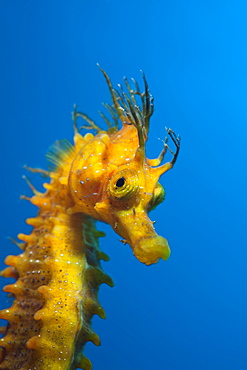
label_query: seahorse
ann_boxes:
[0,67,180,370]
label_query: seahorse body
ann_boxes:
[0,69,180,369]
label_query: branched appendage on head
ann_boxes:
[68,67,180,265]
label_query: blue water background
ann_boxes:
[1,1,247,369]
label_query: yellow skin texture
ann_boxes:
[0,144,112,370]
[0,71,179,369]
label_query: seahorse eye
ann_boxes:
[115,177,125,188]
[108,169,139,201]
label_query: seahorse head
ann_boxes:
[68,68,180,265]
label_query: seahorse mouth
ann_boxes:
[133,236,170,266]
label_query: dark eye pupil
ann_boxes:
[116,177,125,187]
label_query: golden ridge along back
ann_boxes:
[0,67,180,369]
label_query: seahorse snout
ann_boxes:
[108,208,171,266]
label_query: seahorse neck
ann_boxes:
[0,171,112,370]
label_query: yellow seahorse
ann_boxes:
[0,67,180,370]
